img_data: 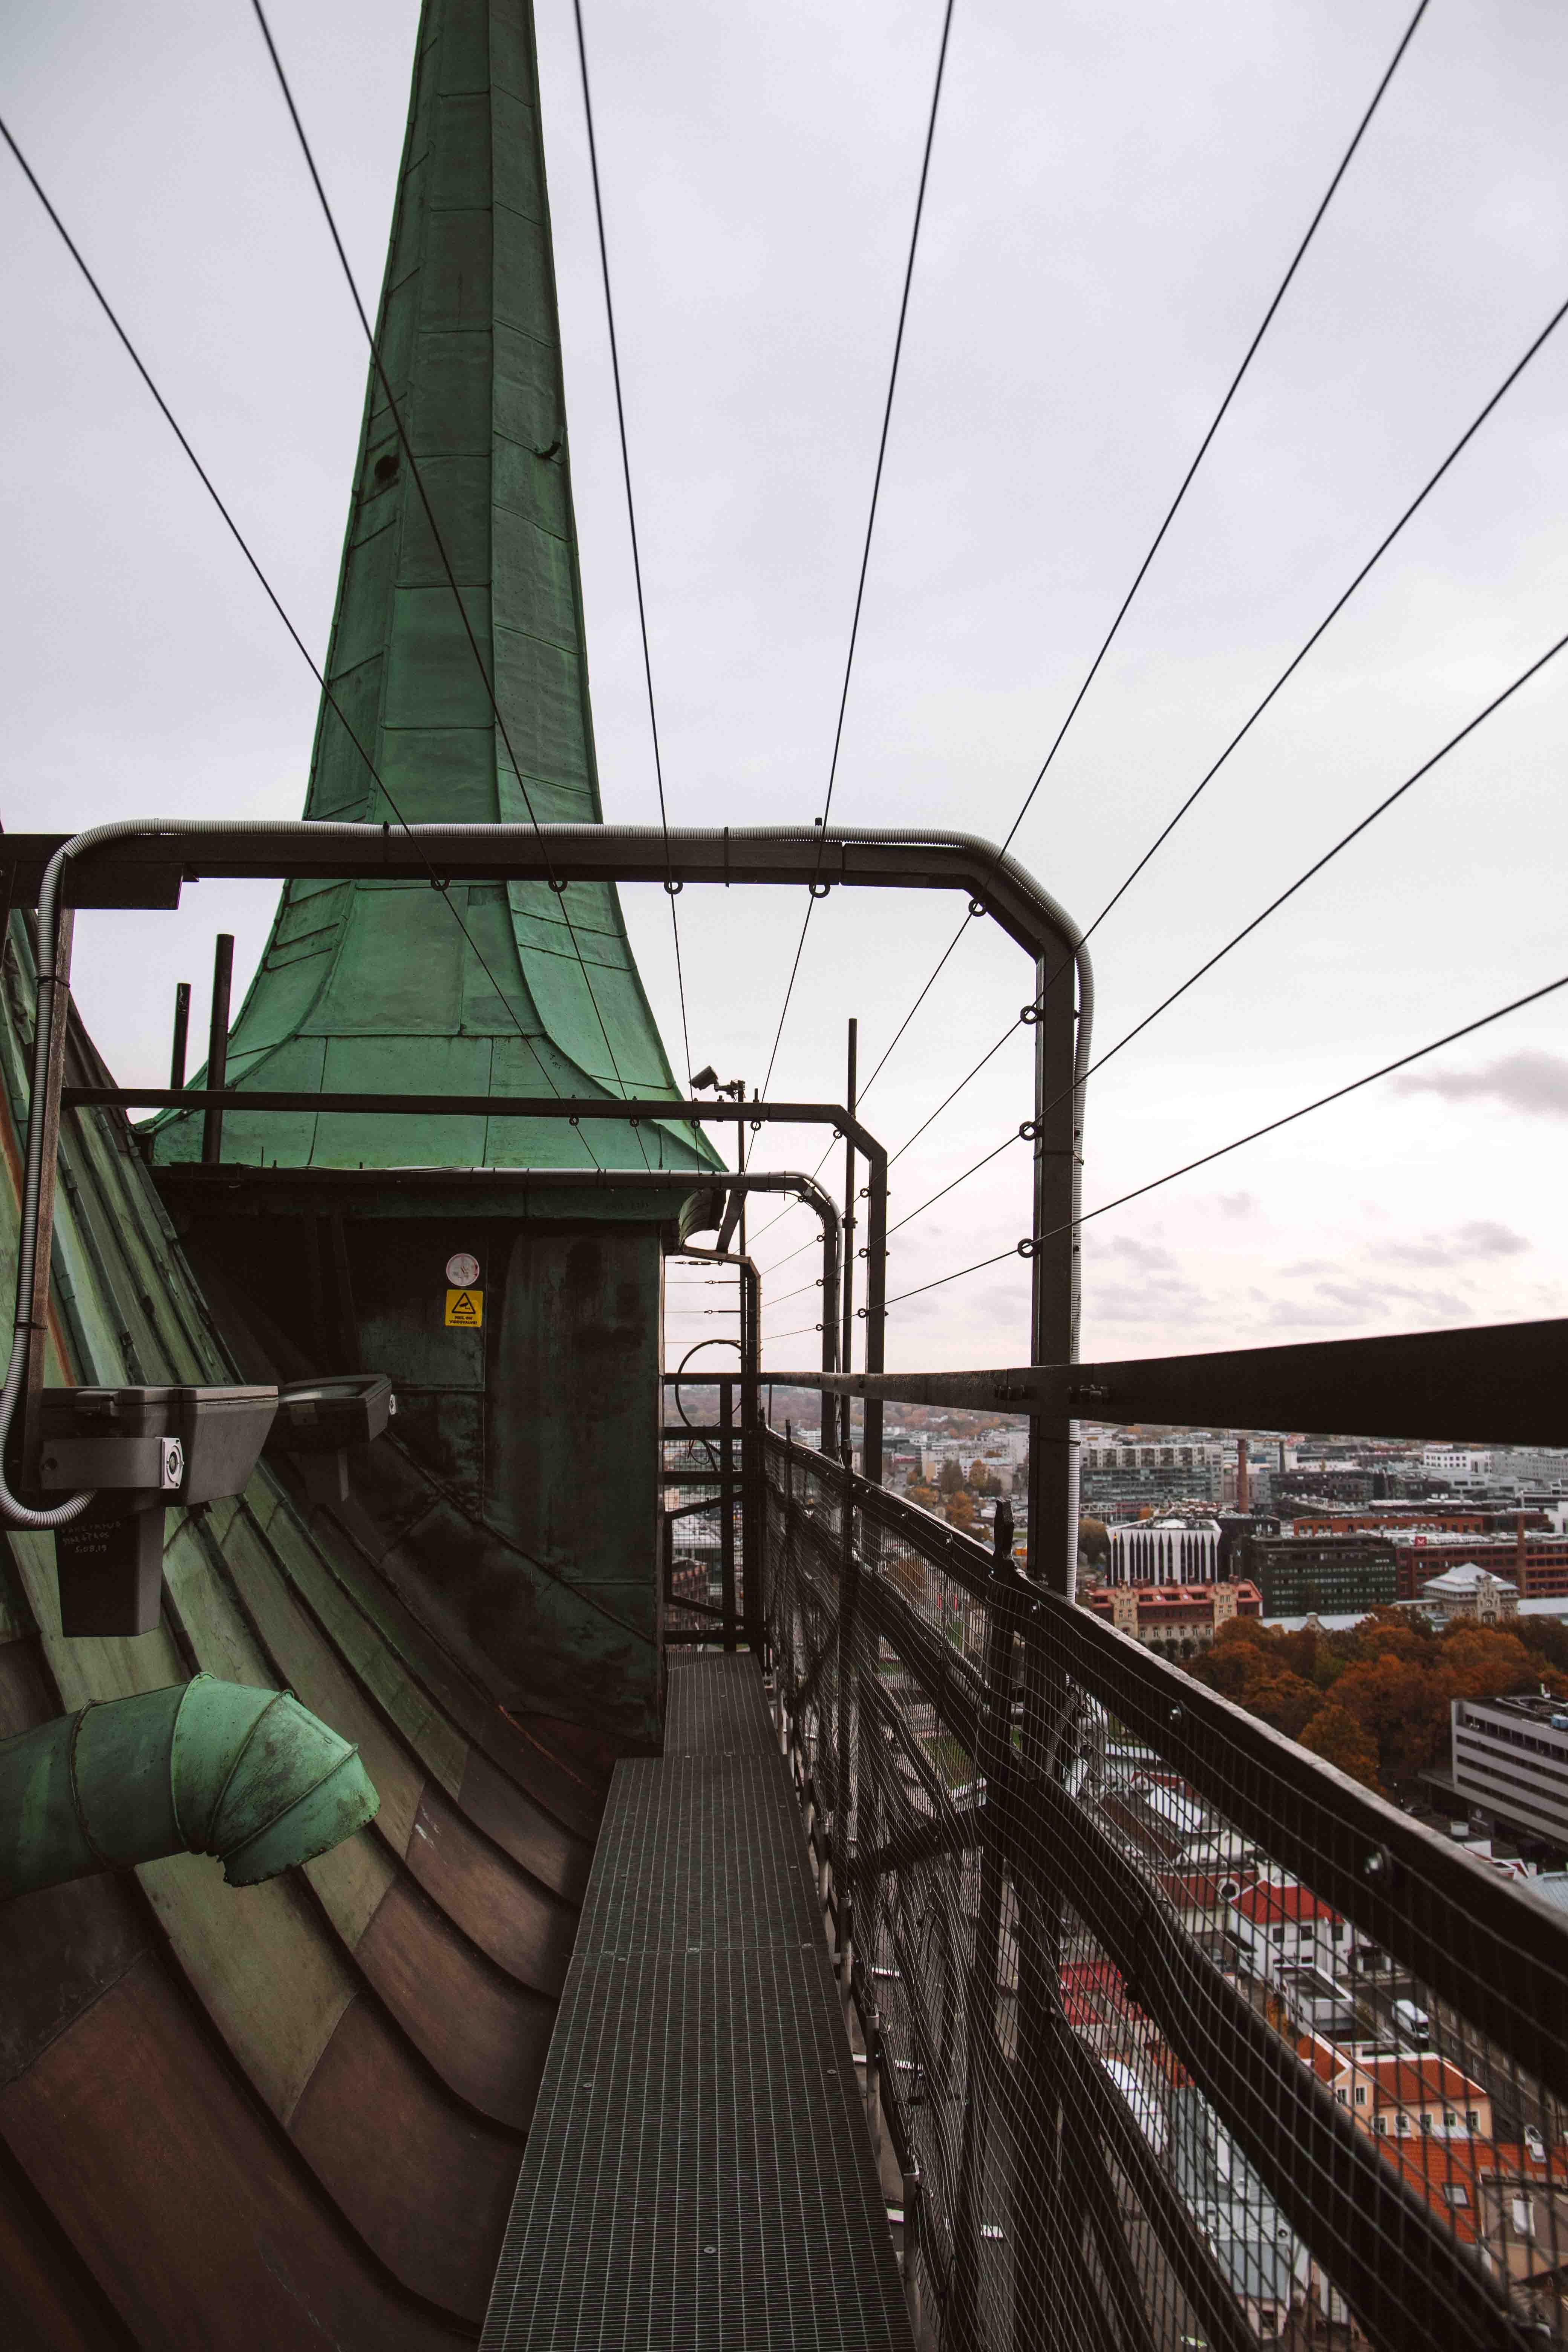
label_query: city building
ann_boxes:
[1404,1531,1568,1602]
[1081,1579,1261,1658]
[1080,1439,1223,1514]
[1296,2034,1493,2141]
[1422,1446,1568,1497]
[1416,1565,1519,1624]
[1107,1513,1221,1585]
[1242,1532,1397,1617]
[1451,1697,1568,1848]
[1229,1885,1354,1982]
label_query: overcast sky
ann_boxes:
[4,0,1567,1379]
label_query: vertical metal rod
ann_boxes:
[168,980,191,1091]
[739,1255,764,1649]
[1025,949,1081,1594]
[861,1139,887,1493]
[839,1019,857,1467]
[719,1377,737,1649]
[19,907,75,1484]
[1012,937,1084,2352]
[200,932,234,1167]
[820,1207,840,1461]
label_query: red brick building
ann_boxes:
[1080,1580,1262,1657]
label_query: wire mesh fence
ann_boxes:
[762,1424,1568,2352]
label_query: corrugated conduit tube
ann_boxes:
[0,1674,379,1900]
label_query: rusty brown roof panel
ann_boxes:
[457,1743,591,1902]
[354,1876,556,2131]
[288,1994,520,2326]
[1,1956,461,2350]
[406,1782,576,1994]
[0,2135,136,2350]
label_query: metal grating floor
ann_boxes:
[481,1655,914,2349]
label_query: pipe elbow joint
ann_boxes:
[1,1674,379,1901]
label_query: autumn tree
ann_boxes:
[938,1459,966,1496]
[1298,1704,1381,1790]
[1438,1627,1540,1700]
[1325,1655,1453,1788]
[945,1491,977,1533]
[907,1482,941,1513]
[1245,1671,1323,1742]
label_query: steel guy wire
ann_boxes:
[853,0,1432,1110]
[759,0,957,1099]
[571,0,693,1092]
[251,2,655,1170]
[879,280,1568,1170]
[872,962,1568,1314]
[0,109,603,1174]
[884,615,1568,1240]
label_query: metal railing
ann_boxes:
[760,1423,1568,2352]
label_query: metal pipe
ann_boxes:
[15,908,77,1515]
[0,1673,379,1901]
[22,812,1088,1527]
[69,1087,887,1160]
[201,931,233,1167]
[168,979,191,1091]
[840,1020,857,1469]
[11,821,1095,1039]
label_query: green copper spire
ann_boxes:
[155,0,711,1173]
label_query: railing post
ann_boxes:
[168,978,191,1091]
[820,1203,840,1461]
[19,906,74,1486]
[840,1019,857,1465]
[953,1525,1026,2346]
[1025,944,1081,1596]
[833,1452,860,1980]
[740,1258,765,1649]
[1017,934,1082,2352]
[200,931,234,1168]
[718,1378,737,1649]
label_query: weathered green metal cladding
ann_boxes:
[153,0,714,1174]
[0,1674,380,1899]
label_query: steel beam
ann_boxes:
[743,1314,1568,1445]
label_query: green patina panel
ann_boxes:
[151,0,715,1180]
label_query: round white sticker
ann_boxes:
[446,1252,481,1286]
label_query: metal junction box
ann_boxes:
[37,1384,278,1637]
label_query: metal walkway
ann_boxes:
[481,1654,915,2349]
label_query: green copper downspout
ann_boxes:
[0,1674,380,1900]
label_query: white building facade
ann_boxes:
[1108,1515,1221,1586]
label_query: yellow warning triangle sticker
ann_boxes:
[444,1287,483,1328]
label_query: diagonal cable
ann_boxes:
[760,0,958,1097]
[877,965,1568,1313]
[856,0,1431,1106]
[876,281,1568,1168]
[0,109,601,1170]
[885,620,1568,1239]
[571,0,692,1089]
